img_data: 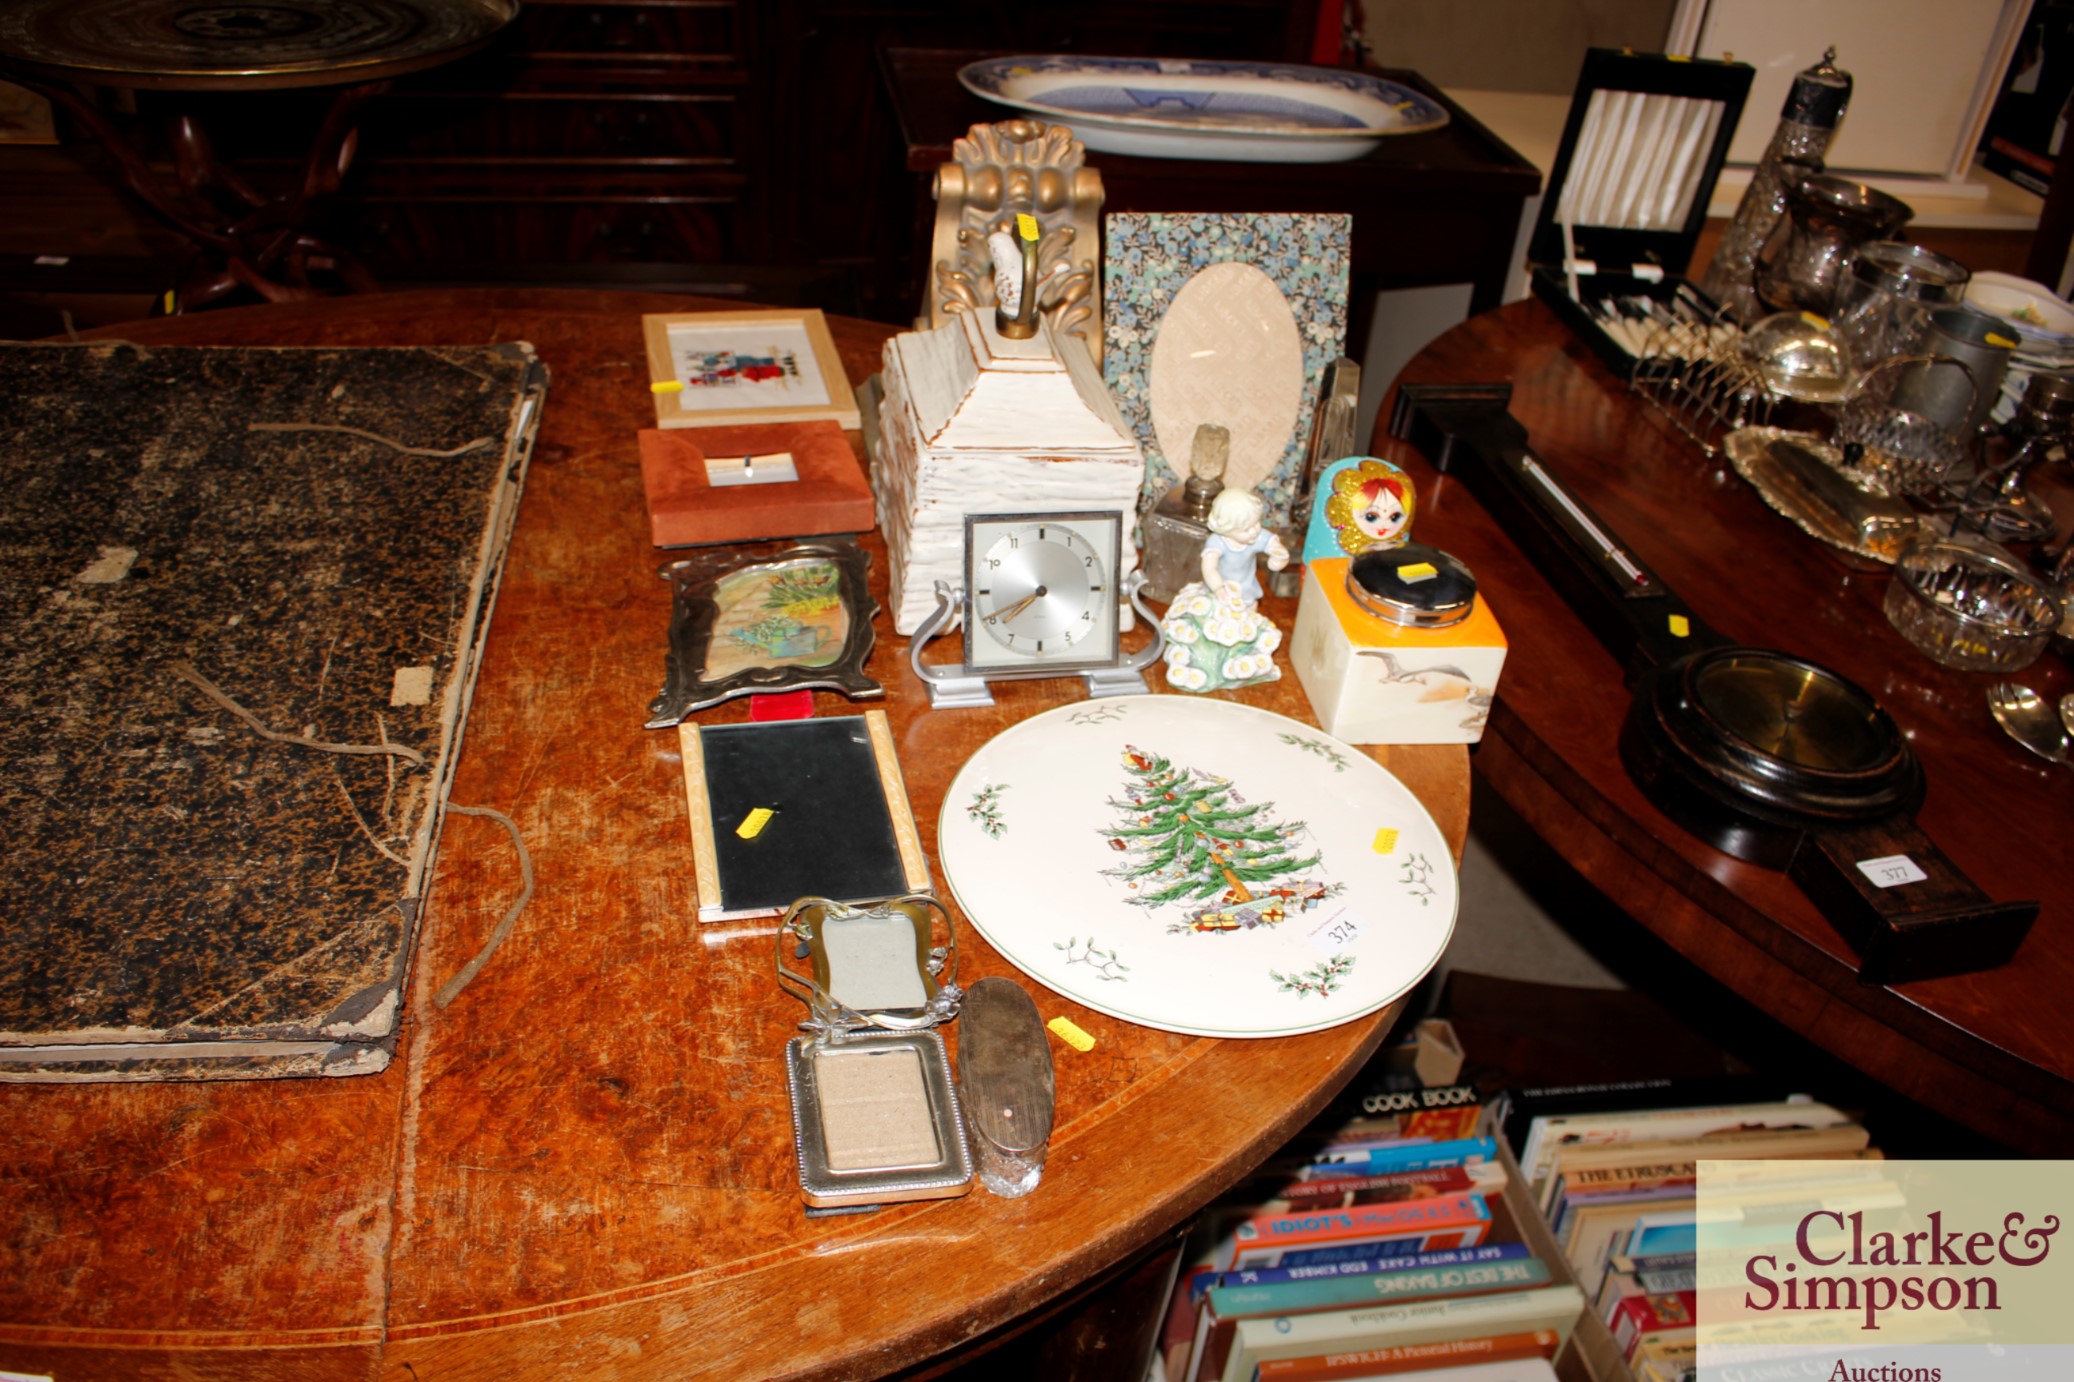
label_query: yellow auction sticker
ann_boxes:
[1046,1016,1095,1052]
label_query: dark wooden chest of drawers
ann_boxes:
[4,0,1324,321]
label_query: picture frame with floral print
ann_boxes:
[645,541,881,725]
[1102,213,1351,528]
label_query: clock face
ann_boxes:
[963,512,1122,674]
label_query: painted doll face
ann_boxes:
[1354,484,1407,544]
[1322,459,1416,557]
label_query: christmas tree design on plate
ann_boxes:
[1099,743,1337,935]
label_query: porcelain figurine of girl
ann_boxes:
[1159,488,1290,693]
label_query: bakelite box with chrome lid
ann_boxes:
[1291,554,1507,745]
[1288,455,1505,745]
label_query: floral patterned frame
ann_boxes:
[1101,212,1351,527]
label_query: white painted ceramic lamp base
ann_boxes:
[873,311,1145,635]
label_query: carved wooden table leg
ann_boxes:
[8,72,385,307]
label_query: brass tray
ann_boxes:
[0,0,517,90]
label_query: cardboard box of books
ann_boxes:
[1490,1078,1884,1382]
[1158,1086,1592,1382]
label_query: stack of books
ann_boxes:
[1159,1076,1584,1382]
[1496,1078,1885,1382]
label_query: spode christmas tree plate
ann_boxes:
[939,696,1456,1037]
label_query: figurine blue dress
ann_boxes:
[1160,488,1290,693]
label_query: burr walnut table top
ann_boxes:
[0,289,1468,1381]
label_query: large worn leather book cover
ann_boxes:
[0,342,546,1081]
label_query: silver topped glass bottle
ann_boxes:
[1699,47,1853,324]
[1140,423,1229,603]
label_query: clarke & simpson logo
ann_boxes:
[1742,1209,2060,1331]
[1698,1162,2074,1382]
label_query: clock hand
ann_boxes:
[995,585,1048,622]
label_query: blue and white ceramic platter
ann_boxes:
[959,55,1449,162]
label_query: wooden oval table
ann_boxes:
[0,289,1467,1381]
[1374,297,2074,1155]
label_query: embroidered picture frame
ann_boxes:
[642,309,859,430]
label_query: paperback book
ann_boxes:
[1210,1243,1532,1293]
[1307,1135,1499,1180]
[1493,1075,1796,1156]
[1218,1283,1586,1382]
[1185,1257,1551,1382]
[1273,1164,1503,1210]
[1520,1099,1851,1187]
[1256,1338,1563,1382]
[1220,1195,1494,1271]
